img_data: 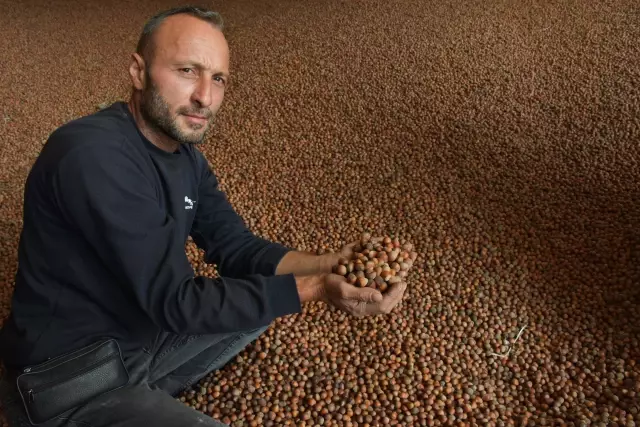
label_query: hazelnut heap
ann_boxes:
[332,233,418,293]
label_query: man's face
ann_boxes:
[139,15,230,145]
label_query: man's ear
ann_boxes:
[129,52,146,90]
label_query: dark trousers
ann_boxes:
[0,327,267,427]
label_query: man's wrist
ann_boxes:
[276,250,342,276]
[296,274,326,303]
[319,252,341,274]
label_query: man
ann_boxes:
[0,6,406,426]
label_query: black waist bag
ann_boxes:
[16,338,129,425]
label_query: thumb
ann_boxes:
[345,285,383,303]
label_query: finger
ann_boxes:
[386,276,404,291]
[387,280,406,298]
[340,241,358,256]
[327,272,347,281]
[343,284,383,303]
[383,281,407,306]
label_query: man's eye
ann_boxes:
[213,76,227,86]
[180,68,193,74]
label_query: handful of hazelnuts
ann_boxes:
[332,233,418,293]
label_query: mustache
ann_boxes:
[177,106,213,119]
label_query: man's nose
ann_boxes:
[191,76,212,108]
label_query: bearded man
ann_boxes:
[0,6,405,426]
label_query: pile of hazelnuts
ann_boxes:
[332,233,418,293]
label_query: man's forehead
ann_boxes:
[153,15,228,63]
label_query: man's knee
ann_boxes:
[150,325,269,396]
[243,325,269,345]
[207,325,269,369]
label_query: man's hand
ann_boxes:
[277,236,389,277]
[322,273,407,317]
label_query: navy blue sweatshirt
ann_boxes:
[0,102,301,368]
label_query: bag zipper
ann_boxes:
[21,339,113,374]
[24,353,119,403]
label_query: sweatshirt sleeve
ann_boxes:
[52,141,301,335]
[189,153,292,278]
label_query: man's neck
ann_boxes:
[127,97,179,153]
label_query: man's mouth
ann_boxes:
[183,113,209,125]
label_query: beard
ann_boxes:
[139,70,214,145]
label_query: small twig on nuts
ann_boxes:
[488,325,526,359]
[488,348,512,359]
[513,326,527,344]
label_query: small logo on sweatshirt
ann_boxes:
[185,196,196,210]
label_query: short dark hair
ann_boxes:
[135,6,224,63]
